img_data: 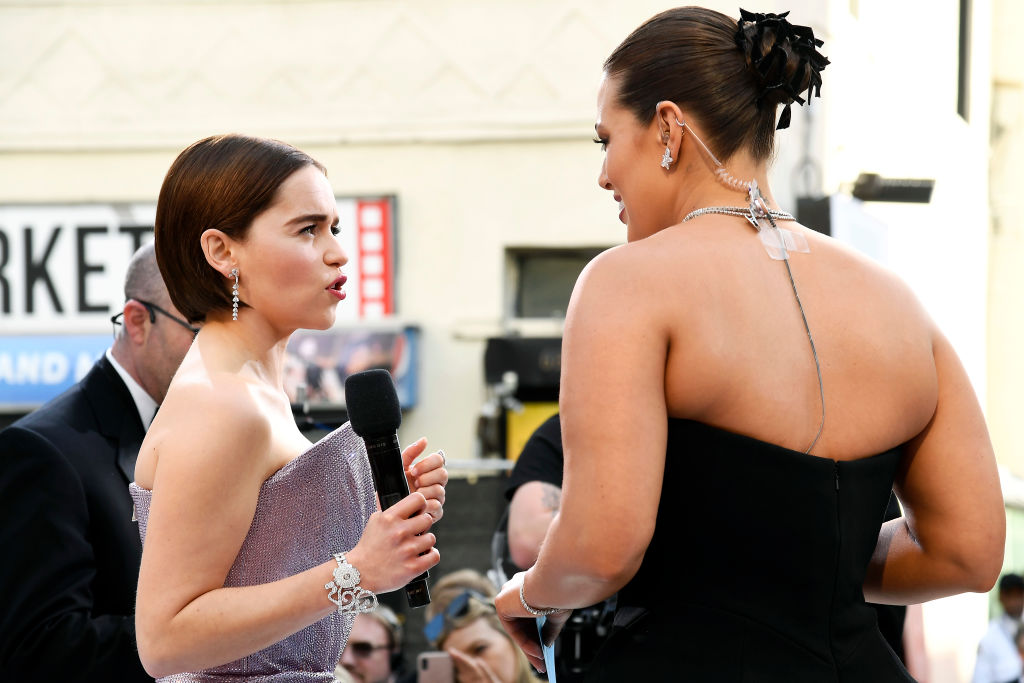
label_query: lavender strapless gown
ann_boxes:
[129,423,376,682]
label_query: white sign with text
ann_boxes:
[0,197,395,334]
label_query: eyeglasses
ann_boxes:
[347,640,391,658]
[423,590,493,645]
[111,298,200,339]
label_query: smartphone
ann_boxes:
[417,650,454,683]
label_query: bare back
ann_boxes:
[649,218,937,460]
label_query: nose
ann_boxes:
[597,156,611,191]
[325,233,348,268]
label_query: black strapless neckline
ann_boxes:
[666,417,902,463]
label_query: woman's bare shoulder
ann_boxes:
[162,370,269,429]
[806,228,935,326]
[138,373,272,490]
[569,243,678,333]
[575,240,683,296]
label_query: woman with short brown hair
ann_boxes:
[132,134,448,681]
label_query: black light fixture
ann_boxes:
[851,173,935,203]
[796,196,833,236]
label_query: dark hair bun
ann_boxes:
[734,9,830,129]
[603,7,824,161]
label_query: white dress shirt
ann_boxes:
[972,614,1023,683]
[105,349,158,430]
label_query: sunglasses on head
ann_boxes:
[423,589,493,645]
[347,640,391,658]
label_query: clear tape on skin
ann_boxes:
[674,117,809,261]
[750,184,809,261]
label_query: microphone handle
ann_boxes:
[364,434,431,608]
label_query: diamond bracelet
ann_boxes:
[519,579,564,617]
[325,553,378,614]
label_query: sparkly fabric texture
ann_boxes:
[129,423,376,682]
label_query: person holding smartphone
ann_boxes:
[422,570,540,683]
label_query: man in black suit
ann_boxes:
[0,243,196,682]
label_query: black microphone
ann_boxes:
[344,369,431,608]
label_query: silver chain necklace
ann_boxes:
[682,205,795,224]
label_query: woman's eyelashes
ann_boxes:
[593,137,608,151]
[300,224,341,237]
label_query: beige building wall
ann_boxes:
[990,0,1024,476]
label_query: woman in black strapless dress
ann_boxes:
[494,7,1004,681]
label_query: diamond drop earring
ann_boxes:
[660,146,674,170]
[231,268,239,321]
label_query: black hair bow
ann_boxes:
[735,8,830,129]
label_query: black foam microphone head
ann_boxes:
[345,369,402,438]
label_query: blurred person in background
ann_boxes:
[1015,625,1024,681]
[337,605,411,683]
[972,573,1024,683]
[424,570,540,683]
[0,242,192,681]
[494,7,1003,681]
[504,415,562,572]
[130,134,447,680]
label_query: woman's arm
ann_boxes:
[495,248,670,663]
[531,249,668,606]
[864,329,1004,604]
[135,383,441,677]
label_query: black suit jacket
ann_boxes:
[0,355,153,682]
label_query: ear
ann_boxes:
[654,100,686,156]
[200,228,238,278]
[121,300,151,345]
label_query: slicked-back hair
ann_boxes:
[604,7,818,163]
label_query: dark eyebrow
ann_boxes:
[287,213,339,227]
